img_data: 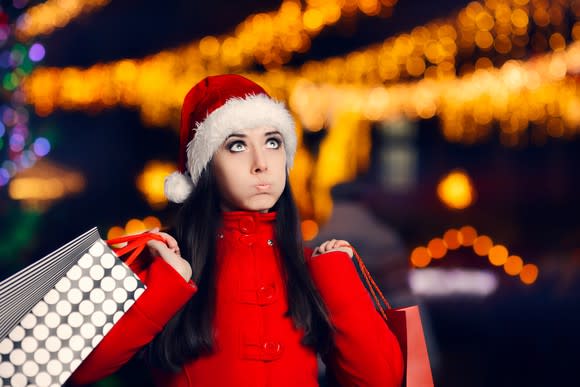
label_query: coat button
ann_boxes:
[238,234,256,246]
[239,218,255,234]
[267,239,273,246]
[257,285,275,302]
[263,341,281,356]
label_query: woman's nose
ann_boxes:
[251,148,268,173]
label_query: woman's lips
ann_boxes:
[255,184,271,190]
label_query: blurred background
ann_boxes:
[1,0,579,386]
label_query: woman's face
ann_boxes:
[212,126,286,213]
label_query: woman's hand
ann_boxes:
[146,228,192,281]
[312,239,354,258]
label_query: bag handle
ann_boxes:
[351,246,392,323]
[106,232,165,266]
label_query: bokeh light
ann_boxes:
[411,226,535,285]
[411,246,432,268]
[301,219,319,241]
[28,43,45,62]
[519,263,539,285]
[473,235,493,256]
[504,255,524,276]
[437,170,476,209]
[488,245,509,266]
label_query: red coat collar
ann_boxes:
[220,211,277,235]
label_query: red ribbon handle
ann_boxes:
[106,232,165,266]
[351,246,392,323]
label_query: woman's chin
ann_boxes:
[244,197,277,212]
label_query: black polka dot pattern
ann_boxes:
[0,239,146,387]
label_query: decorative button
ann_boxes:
[267,239,273,246]
[239,217,255,234]
[238,234,256,246]
[257,285,275,303]
[241,340,283,361]
[263,341,282,356]
[218,233,224,239]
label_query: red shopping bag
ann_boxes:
[352,249,434,387]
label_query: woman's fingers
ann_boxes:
[148,229,181,255]
[313,239,353,257]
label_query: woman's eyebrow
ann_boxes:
[225,133,246,140]
[265,130,282,136]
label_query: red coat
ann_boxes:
[72,211,403,386]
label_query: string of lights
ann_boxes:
[15,0,111,40]
[410,225,539,285]
[1,3,51,189]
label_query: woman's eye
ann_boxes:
[228,141,246,152]
[266,138,281,149]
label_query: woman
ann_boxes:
[71,74,403,387]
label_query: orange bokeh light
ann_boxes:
[143,216,162,230]
[443,229,462,249]
[411,247,432,268]
[459,226,477,246]
[489,245,509,266]
[126,219,146,235]
[473,235,493,256]
[520,263,539,285]
[107,226,125,240]
[427,238,448,259]
[504,255,524,276]
[301,219,319,241]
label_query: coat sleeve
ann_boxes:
[304,247,404,387]
[70,256,197,385]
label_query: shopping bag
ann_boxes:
[351,248,434,387]
[0,227,163,387]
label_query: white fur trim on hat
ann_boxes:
[164,171,194,203]
[186,93,296,187]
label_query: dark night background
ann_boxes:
[1,1,580,386]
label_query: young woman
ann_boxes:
[71,74,403,386]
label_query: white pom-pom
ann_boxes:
[164,171,193,203]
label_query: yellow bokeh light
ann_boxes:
[488,244,509,266]
[199,36,220,58]
[303,9,325,32]
[125,219,146,235]
[549,33,566,52]
[511,9,529,29]
[520,263,539,285]
[475,30,494,49]
[16,0,111,40]
[437,170,475,210]
[136,160,177,209]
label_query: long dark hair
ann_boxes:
[142,166,333,371]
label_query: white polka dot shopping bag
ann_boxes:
[0,228,164,387]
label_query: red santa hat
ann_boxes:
[164,74,297,203]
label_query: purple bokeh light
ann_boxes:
[13,0,30,10]
[33,137,50,156]
[9,133,25,152]
[0,168,9,186]
[29,43,45,62]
